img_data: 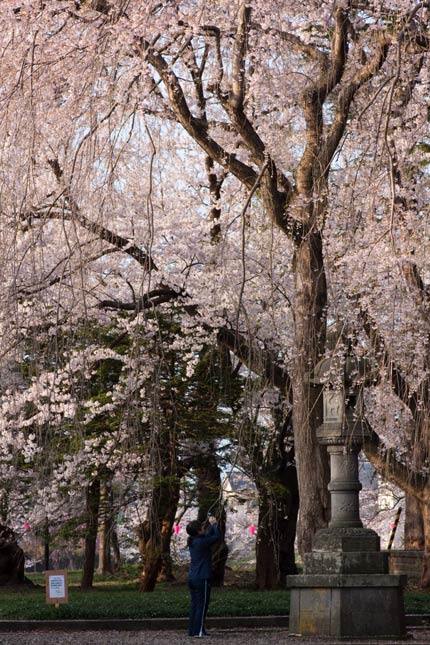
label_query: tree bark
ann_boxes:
[80,479,101,590]
[419,498,430,589]
[158,470,181,582]
[405,493,424,550]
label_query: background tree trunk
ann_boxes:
[255,489,281,589]
[158,468,181,582]
[139,432,180,591]
[80,479,100,590]
[97,479,113,575]
[255,454,299,588]
[43,517,50,571]
[139,479,180,590]
[111,525,121,571]
[139,538,161,592]
[255,488,299,590]
[158,509,179,583]
[278,472,299,585]
[0,525,28,587]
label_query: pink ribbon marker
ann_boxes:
[249,525,256,536]
[23,522,30,530]
[174,524,181,535]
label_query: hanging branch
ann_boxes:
[363,425,427,499]
[358,304,416,415]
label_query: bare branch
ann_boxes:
[97,286,182,311]
[36,160,159,272]
[231,1,250,110]
[250,22,328,66]
[141,39,258,190]
[293,8,351,197]
[323,34,389,169]
[322,7,350,100]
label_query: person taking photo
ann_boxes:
[186,514,221,638]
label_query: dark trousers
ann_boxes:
[188,576,211,636]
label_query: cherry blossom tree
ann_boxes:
[0,0,430,584]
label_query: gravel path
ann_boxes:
[0,628,430,645]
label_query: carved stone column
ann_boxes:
[327,444,362,529]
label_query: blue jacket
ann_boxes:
[188,523,221,580]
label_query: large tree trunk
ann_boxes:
[80,479,100,590]
[292,233,331,555]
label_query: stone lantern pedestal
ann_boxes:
[287,383,406,639]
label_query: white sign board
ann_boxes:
[46,570,68,606]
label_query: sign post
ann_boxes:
[46,570,68,609]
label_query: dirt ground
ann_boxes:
[0,627,430,645]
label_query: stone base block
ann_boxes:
[287,574,406,639]
[304,550,388,574]
[387,550,423,585]
[312,527,380,552]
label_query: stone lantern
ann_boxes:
[286,353,406,639]
[315,355,369,532]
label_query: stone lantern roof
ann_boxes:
[312,354,375,392]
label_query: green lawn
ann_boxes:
[0,586,289,620]
[0,569,427,620]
